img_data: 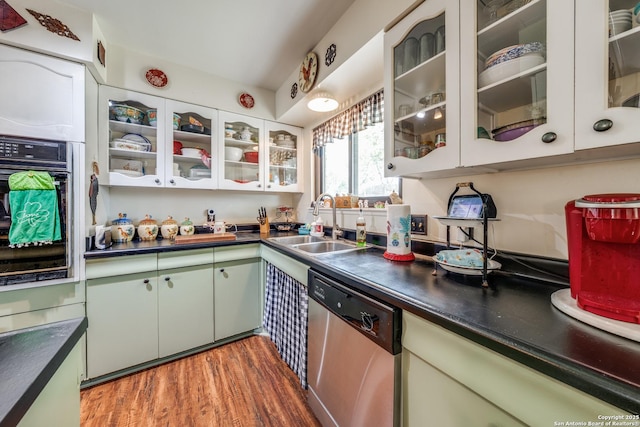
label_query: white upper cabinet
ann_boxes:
[99,86,167,187]
[0,44,85,142]
[384,0,461,177]
[264,121,303,193]
[165,100,217,189]
[575,0,640,151]
[459,0,575,167]
[218,111,265,191]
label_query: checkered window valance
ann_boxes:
[312,89,384,151]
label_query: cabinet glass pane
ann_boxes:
[476,0,547,141]
[608,0,640,109]
[108,99,158,178]
[170,111,213,182]
[268,129,298,188]
[392,12,446,160]
[223,121,260,184]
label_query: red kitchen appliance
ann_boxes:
[565,194,640,324]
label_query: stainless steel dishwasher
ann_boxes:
[307,269,402,427]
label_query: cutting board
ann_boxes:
[174,233,237,244]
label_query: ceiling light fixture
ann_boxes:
[307,92,339,112]
[433,107,443,120]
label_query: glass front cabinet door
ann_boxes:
[165,100,217,189]
[459,0,574,167]
[264,121,302,193]
[383,0,460,177]
[575,0,640,151]
[99,87,167,187]
[218,111,264,191]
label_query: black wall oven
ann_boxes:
[0,135,73,286]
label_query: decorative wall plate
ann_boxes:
[145,68,168,88]
[325,43,337,66]
[298,51,318,93]
[239,92,255,109]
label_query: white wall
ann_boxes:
[401,158,640,259]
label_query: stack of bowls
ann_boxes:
[609,9,632,36]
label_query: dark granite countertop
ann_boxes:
[0,317,88,427]
[84,233,640,413]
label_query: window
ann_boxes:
[320,122,399,197]
[313,90,400,200]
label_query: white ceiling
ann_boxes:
[56,0,357,92]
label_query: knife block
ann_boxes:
[259,218,270,236]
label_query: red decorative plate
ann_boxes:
[145,68,168,88]
[239,93,255,109]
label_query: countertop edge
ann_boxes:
[0,317,88,427]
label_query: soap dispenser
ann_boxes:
[311,215,324,237]
[356,208,366,247]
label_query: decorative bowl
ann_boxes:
[478,54,545,88]
[484,42,545,70]
[492,118,546,141]
[146,110,180,129]
[111,104,145,124]
[244,150,259,163]
[225,146,243,161]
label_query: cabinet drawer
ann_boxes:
[213,244,260,263]
[157,248,214,270]
[85,254,157,279]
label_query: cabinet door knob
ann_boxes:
[164,276,170,281]
[155,178,161,184]
[169,179,175,185]
[257,184,262,188]
[541,132,557,143]
[387,163,395,170]
[143,279,150,284]
[593,119,613,132]
[219,268,225,273]
[267,184,271,188]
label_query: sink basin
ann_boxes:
[292,241,363,255]
[269,235,326,245]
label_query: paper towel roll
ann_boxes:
[384,204,415,261]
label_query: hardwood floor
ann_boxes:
[80,335,320,427]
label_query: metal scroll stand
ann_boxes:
[441,182,495,289]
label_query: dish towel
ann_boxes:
[8,171,61,247]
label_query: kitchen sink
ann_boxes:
[268,235,326,245]
[292,240,364,255]
[269,235,366,256]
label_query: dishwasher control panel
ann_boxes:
[309,269,401,355]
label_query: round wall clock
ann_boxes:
[298,51,318,93]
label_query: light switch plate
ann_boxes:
[411,215,427,234]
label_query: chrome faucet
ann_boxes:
[313,193,342,240]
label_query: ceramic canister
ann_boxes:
[161,216,179,240]
[111,213,135,243]
[137,215,159,241]
[180,217,195,236]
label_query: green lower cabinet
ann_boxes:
[214,258,262,341]
[86,272,159,379]
[158,266,214,358]
[402,312,628,427]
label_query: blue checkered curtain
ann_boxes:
[312,89,384,151]
[263,262,308,388]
